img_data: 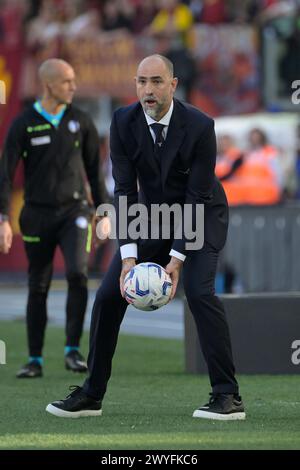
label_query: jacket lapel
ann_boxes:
[130,107,160,173]
[161,100,187,186]
[129,100,187,180]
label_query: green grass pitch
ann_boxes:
[0,320,300,450]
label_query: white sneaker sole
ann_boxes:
[46,404,102,418]
[193,410,246,420]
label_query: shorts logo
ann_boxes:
[68,121,80,133]
[75,216,88,229]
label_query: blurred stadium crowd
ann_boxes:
[1,0,294,42]
[0,0,300,288]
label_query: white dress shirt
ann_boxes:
[120,100,186,263]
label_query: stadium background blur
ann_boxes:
[1,2,300,453]
[0,0,300,293]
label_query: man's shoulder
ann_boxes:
[112,102,141,124]
[175,99,214,126]
[66,105,89,122]
[15,105,35,121]
[67,105,99,133]
[7,106,36,134]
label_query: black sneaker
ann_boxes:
[46,386,102,418]
[16,361,43,378]
[65,350,88,373]
[193,393,246,420]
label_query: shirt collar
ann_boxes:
[143,100,174,127]
[33,101,67,128]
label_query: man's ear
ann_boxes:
[172,77,178,92]
[45,82,52,96]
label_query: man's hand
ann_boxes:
[165,256,183,300]
[120,257,136,297]
[93,215,111,248]
[0,221,13,254]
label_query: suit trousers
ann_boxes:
[83,240,239,400]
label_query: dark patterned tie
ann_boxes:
[150,123,165,164]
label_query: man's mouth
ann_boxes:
[144,98,157,106]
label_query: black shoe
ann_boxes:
[193,393,246,420]
[65,350,88,373]
[46,386,102,418]
[16,361,43,378]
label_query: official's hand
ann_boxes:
[93,215,111,248]
[0,221,13,254]
[165,256,183,300]
[120,257,136,298]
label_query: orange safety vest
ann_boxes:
[238,145,281,205]
[216,145,281,205]
[216,147,242,179]
[216,148,246,205]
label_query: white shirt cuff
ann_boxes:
[120,243,138,260]
[169,249,186,262]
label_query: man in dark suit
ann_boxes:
[46,54,246,420]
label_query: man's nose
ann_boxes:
[145,82,153,95]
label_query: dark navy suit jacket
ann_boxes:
[110,98,228,256]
